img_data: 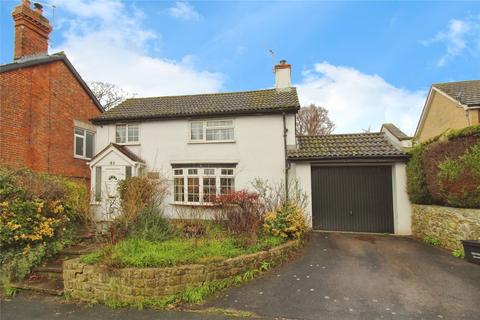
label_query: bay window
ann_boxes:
[116,124,139,144]
[173,167,235,204]
[190,120,234,142]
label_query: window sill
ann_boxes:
[115,142,140,146]
[188,140,236,144]
[171,202,217,207]
[74,155,92,161]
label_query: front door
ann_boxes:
[101,166,126,220]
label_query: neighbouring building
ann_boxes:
[414,80,480,142]
[90,59,412,235]
[0,0,103,181]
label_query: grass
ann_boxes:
[82,233,285,268]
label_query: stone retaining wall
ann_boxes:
[412,204,480,250]
[63,240,300,304]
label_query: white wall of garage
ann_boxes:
[291,161,412,235]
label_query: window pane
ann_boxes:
[203,177,216,202]
[86,131,94,158]
[125,166,132,178]
[188,169,198,175]
[204,168,215,175]
[190,122,203,140]
[220,177,234,195]
[187,177,199,202]
[128,125,139,142]
[75,135,84,157]
[206,128,233,141]
[116,125,126,143]
[206,120,232,127]
[95,167,102,202]
[174,169,183,176]
[174,177,184,202]
[221,169,234,176]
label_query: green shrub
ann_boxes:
[0,167,83,284]
[407,125,480,208]
[424,236,441,246]
[130,207,177,242]
[263,203,308,239]
[406,144,432,204]
[452,248,465,259]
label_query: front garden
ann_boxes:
[65,176,308,308]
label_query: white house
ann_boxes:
[89,60,412,235]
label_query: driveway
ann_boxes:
[204,232,480,319]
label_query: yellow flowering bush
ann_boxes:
[263,203,308,239]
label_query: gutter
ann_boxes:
[283,112,289,201]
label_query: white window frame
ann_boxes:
[189,119,235,143]
[74,127,94,160]
[116,124,140,145]
[173,167,235,205]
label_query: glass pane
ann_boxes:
[220,177,234,195]
[86,132,94,158]
[221,169,234,176]
[203,177,216,202]
[206,128,233,141]
[190,122,203,140]
[174,169,183,176]
[187,177,199,202]
[188,169,198,175]
[75,136,84,156]
[206,120,232,127]
[204,168,215,175]
[116,125,126,143]
[174,177,184,202]
[125,166,132,178]
[95,167,102,201]
[128,125,139,142]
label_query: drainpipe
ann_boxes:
[283,112,289,202]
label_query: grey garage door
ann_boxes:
[311,165,394,233]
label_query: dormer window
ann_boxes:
[116,124,139,144]
[190,120,234,142]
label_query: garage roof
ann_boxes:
[288,133,407,160]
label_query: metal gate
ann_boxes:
[311,165,394,233]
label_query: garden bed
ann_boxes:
[63,238,301,307]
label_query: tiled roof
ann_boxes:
[92,88,300,123]
[288,133,406,160]
[381,123,411,141]
[113,144,145,163]
[433,80,480,107]
[0,52,104,112]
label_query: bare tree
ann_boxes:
[296,104,335,136]
[89,81,136,110]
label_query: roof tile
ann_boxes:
[433,80,480,106]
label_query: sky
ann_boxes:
[1,0,480,135]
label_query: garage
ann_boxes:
[311,165,394,233]
[289,126,413,235]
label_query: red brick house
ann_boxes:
[0,0,103,181]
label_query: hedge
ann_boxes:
[407,125,480,208]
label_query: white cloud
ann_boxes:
[296,62,426,135]
[168,1,201,21]
[424,16,480,67]
[51,0,221,97]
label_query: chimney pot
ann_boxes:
[22,0,30,7]
[274,59,292,89]
[33,2,43,13]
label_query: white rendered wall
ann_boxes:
[290,162,312,228]
[392,162,412,235]
[94,114,296,218]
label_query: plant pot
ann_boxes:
[462,240,480,265]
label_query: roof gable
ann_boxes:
[89,143,145,167]
[0,52,104,113]
[432,80,480,107]
[91,87,300,124]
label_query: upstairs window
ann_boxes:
[116,124,139,144]
[190,120,234,142]
[74,127,94,159]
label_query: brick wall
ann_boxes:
[0,60,101,180]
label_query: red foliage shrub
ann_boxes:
[213,190,265,235]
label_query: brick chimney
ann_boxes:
[274,59,292,89]
[12,0,52,60]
